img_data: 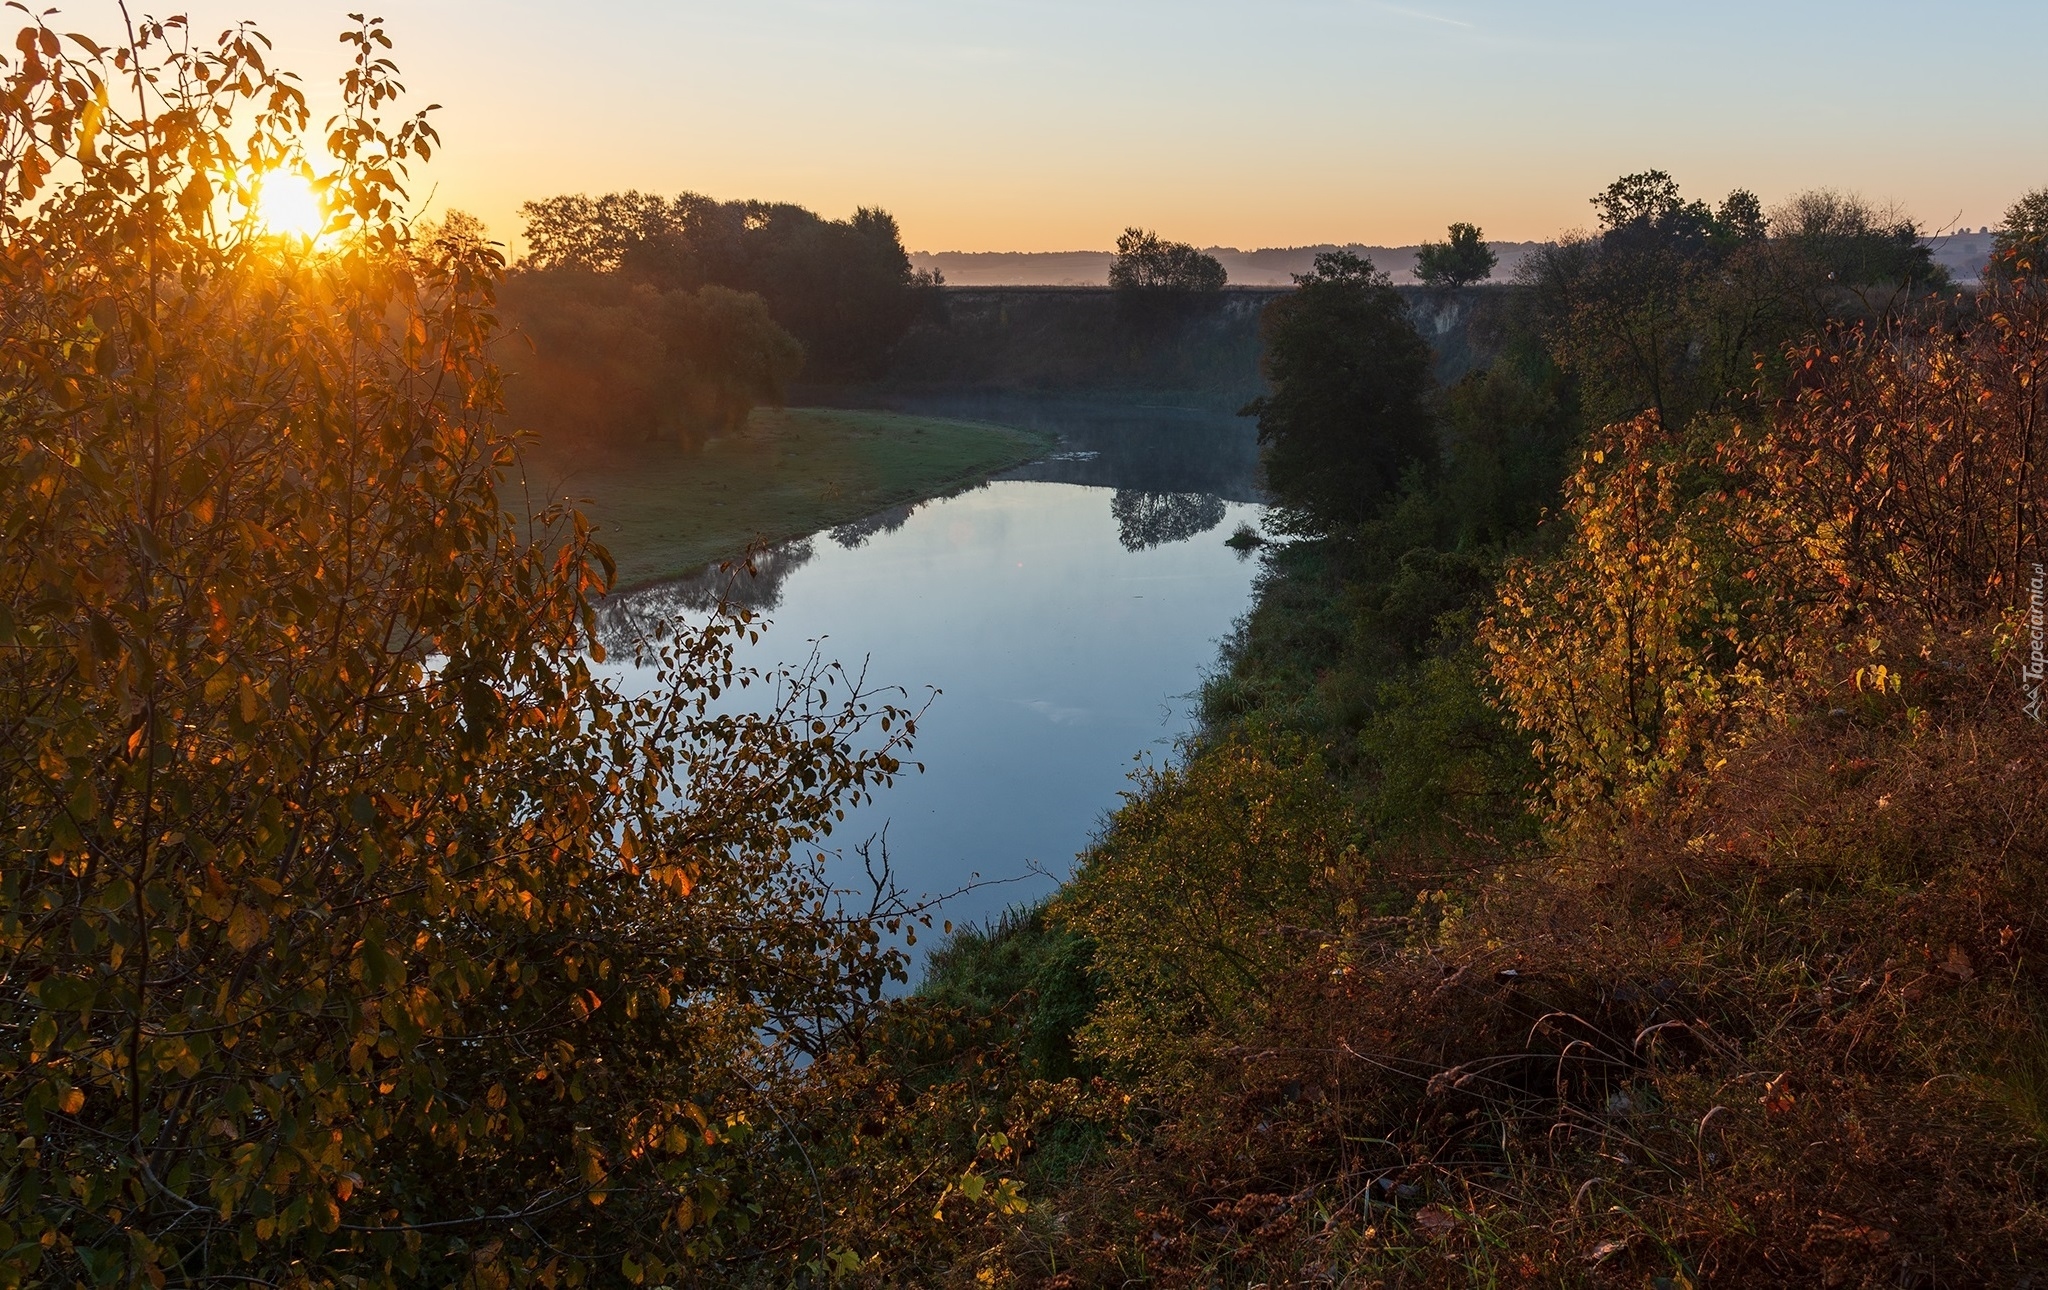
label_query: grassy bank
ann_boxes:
[524,406,1054,590]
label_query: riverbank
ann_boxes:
[524,406,1055,590]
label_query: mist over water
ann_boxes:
[602,400,1266,961]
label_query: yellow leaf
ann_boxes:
[226,905,268,952]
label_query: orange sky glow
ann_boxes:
[165,2,2046,255]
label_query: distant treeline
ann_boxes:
[908,240,1552,286]
[498,191,940,452]
[912,229,2001,286]
[867,286,1281,408]
[854,283,1512,409]
[484,190,2007,453]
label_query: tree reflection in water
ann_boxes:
[1110,490,1229,551]
[829,502,917,550]
[596,538,815,649]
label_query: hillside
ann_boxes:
[835,284,1506,410]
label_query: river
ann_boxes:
[600,396,1267,961]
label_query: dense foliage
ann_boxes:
[1518,171,1947,433]
[0,18,950,1287]
[519,190,936,381]
[1994,184,2048,276]
[499,269,804,451]
[1242,251,1437,531]
[1413,221,1495,289]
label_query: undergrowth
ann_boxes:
[870,230,2048,1289]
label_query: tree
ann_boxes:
[1769,189,1944,290]
[0,16,926,1285]
[1521,171,1813,429]
[659,284,807,435]
[1414,221,1497,288]
[1242,252,1436,531]
[1715,188,1769,244]
[1993,186,2048,276]
[1108,227,1227,295]
[1481,417,1752,816]
[517,191,933,379]
[499,273,805,449]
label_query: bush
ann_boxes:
[500,270,802,452]
[1055,735,1360,1080]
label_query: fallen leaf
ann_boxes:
[1415,1204,1458,1237]
[1943,945,1974,982]
[1586,1237,1628,1263]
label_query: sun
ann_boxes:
[253,169,327,240]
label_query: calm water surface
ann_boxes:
[604,399,1266,949]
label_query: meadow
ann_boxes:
[524,407,1054,588]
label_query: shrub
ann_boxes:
[500,271,802,452]
[1054,735,1359,1080]
[1482,416,1763,816]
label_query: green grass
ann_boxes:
[521,407,1054,590]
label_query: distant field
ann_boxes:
[523,407,1054,591]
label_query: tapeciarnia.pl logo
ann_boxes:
[2028,563,2047,723]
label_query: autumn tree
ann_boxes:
[1486,274,2048,815]
[0,15,931,1286]
[1993,186,2048,276]
[1480,417,1760,816]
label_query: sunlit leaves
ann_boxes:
[1484,279,2048,820]
[0,11,925,1287]
[1057,734,1359,1078]
[1481,416,1761,818]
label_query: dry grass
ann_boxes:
[982,652,2048,1287]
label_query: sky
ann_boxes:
[151,1,2048,253]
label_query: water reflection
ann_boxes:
[828,391,1266,502]
[600,398,1270,957]
[600,499,928,644]
[1111,490,1229,551]
[597,538,814,643]
[829,502,917,550]
[605,481,1265,947]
